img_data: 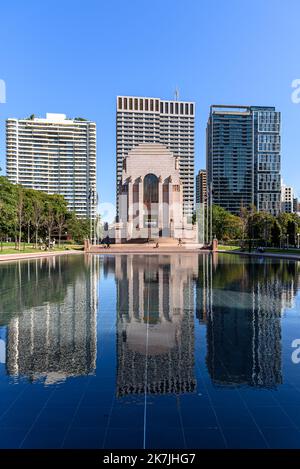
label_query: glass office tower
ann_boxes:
[206,105,281,215]
[252,107,281,214]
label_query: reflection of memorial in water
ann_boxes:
[5,255,99,385]
[200,255,300,388]
[113,254,198,397]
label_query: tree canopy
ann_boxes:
[208,204,300,247]
[0,176,91,246]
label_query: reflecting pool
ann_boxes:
[0,253,300,448]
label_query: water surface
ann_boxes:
[0,253,300,449]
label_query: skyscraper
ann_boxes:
[6,113,97,219]
[206,105,281,215]
[196,169,207,207]
[116,96,195,218]
[281,183,295,213]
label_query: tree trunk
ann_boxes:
[18,218,22,251]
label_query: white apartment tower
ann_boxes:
[6,113,96,219]
[281,184,295,213]
[116,96,195,218]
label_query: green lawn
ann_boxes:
[265,248,300,255]
[218,245,240,251]
[0,244,83,255]
[217,245,300,256]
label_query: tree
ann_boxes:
[43,198,56,241]
[24,190,34,243]
[32,192,45,248]
[287,219,297,246]
[53,195,68,246]
[212,205,243,241]
[16,186,24,250]
[239,206,249,241]
[271,219,281,247]
[247,211,275,246]
[67,214,90,243]
[225,213,243,240]
[0,176,17,241]
[211,205,228,240]
[277,213,300,247]
[0,176,90,249]
[277,212,292,237]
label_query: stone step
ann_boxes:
[152,237,179,245]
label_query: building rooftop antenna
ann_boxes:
[174,87,179,101]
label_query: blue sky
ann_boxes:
[0,0,300,207]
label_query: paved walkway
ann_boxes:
[0,250,82,262]
[87,243,204,254]
[1,247,298,262]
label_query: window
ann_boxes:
[144,173,158,204]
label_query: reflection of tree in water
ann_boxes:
[202,255,300,389]
[0,255,88,324]
[211,256,299,296]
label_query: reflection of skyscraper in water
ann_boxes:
[112,254,198,397]
[200,257,300,388]
[6,255,99,385]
